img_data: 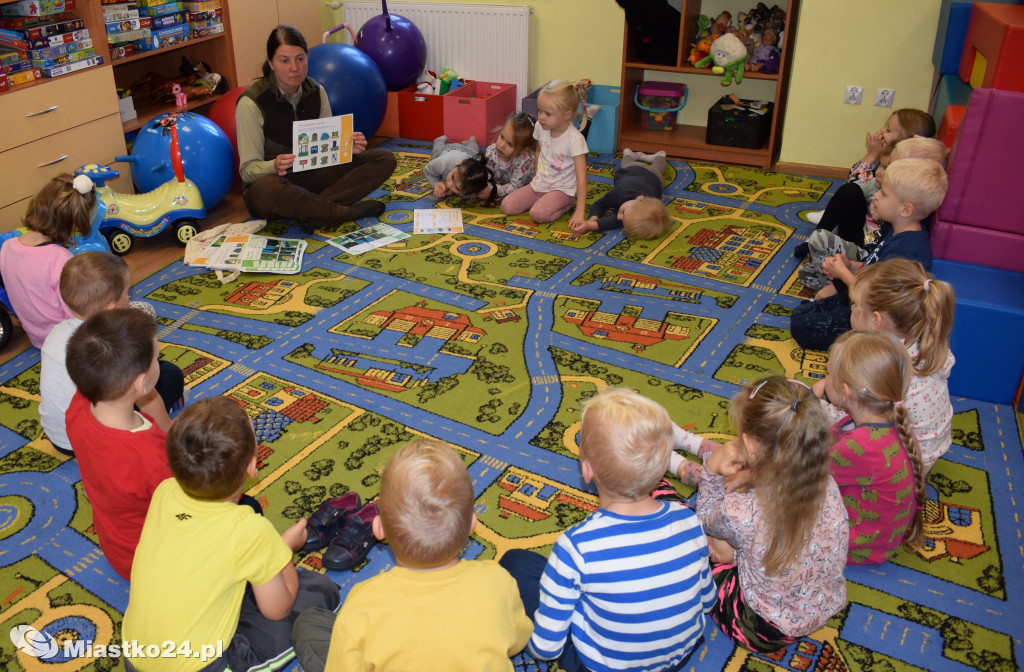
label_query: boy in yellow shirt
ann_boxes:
[122,397,339,672]
[291,439,533,671]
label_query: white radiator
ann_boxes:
[339,2,533,107]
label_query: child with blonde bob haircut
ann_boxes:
[824,331,926,565]
[502,79,589,226]
[576,148,672,240]
[292,439,532,672]
[830,258,956,474]
[695,377,847,653]
[502,388,715,672]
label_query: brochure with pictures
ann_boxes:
[292,113,353,172]
[189,234,306,274]
[326,223,410,255]
[414,208,463,234]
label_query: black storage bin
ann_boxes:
[706,97,774,149]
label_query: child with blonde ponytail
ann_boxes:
[824,331,926,564]
[829,258,956,474]
[501,79,590,226]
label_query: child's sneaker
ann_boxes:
[622,147,638,161]
[304,492,362,552]
[322,502,378,571]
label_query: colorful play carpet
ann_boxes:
[1,137,1021,672]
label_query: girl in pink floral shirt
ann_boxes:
[694,377,848,653]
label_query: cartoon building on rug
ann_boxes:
[497,467,597,522]
[232,380,327,444]
[563,303,688,348]
[366,305,486,343]
[607,272,704,302]
[671,224,783,279]
[226,279,298,309]
[919,499,990,562]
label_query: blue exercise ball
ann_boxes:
[356,13,427,91]
[307,42,388,137]
[130,111,234,210]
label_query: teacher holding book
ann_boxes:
[236,25,396,234]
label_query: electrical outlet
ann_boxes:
[844,86,863,105]
[875,88,895,108]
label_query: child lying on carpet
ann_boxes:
[501,388,715,672]
[123,397,338,672]
[422,134,496,201]
[292,439,532,672]
[687,377,849,653]
[573,147,670,240]
[820,330,926,565]
[40,252,185,455]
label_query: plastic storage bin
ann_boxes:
[584,85,620,153]
[706,97,774,149]
[634,81,687,131]
[398,88,445,141]
[442,81,517,143]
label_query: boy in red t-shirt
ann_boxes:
[65,308,170,580]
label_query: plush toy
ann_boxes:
[688,36,712,66]
[747,28,781,73]
[694,32,748,85]
[710,11,733,37]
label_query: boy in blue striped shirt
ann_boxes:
[501,388,716,672]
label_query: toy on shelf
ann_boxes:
[173,83,187,107]
[77,119,206,256]
[746,28,780,73]
[688,36,712,66]
[694,33,748,85]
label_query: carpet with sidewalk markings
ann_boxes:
[0,137,1021,672]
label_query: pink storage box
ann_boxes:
[442,81,517,144]
[635,80,687,130]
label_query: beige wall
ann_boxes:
[781,1,942,167]
[318,0,943,169]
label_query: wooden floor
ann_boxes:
[0,182,249,366]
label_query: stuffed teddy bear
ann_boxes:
[694,32,748,85]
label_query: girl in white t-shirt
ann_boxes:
[501,79,589,227]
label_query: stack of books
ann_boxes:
[186,0,221,39]
[132,0,190,51]
[0,0,101,89]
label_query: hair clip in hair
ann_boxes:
[893,400,905,407]
[923,279,931,294]
[72,174,94,195]
[790,398,800,412]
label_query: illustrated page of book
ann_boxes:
[293,113,353,172]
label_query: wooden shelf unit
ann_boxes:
[616,0,798,168]
[110,4,236,134]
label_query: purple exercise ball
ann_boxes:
[356,13,427,91]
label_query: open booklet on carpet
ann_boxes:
[188,233,307,274]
